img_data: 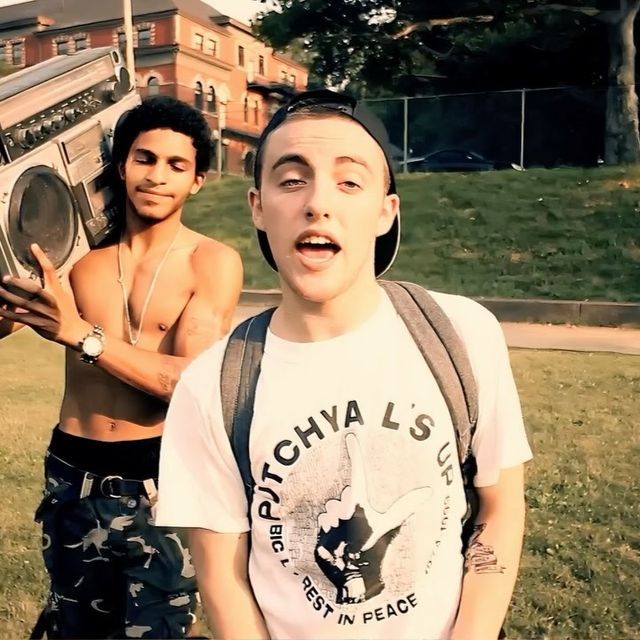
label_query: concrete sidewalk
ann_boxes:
[233,305,640,356]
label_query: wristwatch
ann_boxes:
[79,325,105,364]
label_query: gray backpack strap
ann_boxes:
[220,308,276,511]
[380,280,480,546]
[380,280,478,463]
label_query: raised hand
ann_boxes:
[314,433,432,604]
[0,243,86,346]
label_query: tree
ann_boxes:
[257,0,640,165]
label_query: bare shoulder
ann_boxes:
[183,228,242,276]
[68,242,117,284]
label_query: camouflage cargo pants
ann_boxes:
[32,452,198,639]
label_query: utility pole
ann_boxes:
[123,0,135,81]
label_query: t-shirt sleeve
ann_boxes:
[156,352,250,533]
[441,295,533,487]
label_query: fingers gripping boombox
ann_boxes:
[0,47,140,282]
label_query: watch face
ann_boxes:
[83,335,103,357]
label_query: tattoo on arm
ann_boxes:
[158,358,181,396]
[463,523,506,576]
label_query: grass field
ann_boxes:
[0,331,638,639]
[182,166,640,301]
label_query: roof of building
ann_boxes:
[0,0,227,33]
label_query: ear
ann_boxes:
[248,187,265,230]
[376,193,400,237]
[118,162,126,181]
[190,173,206,195]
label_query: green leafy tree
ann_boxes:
[257,0,640,164]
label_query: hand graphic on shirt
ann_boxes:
[314,433,432,604]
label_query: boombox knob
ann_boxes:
[64,108,77,122]
[16,128,36,149]
[52,114,65,129]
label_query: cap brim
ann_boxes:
[256,213,400,278]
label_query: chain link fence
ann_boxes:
[364,85,610,171]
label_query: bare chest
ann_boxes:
[72,249,194,351]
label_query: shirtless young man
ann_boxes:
[0,95,243,638]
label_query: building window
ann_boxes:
[55,40,69,56]
[12,42,24,65]
[75,36,88,51]
[243,96,249,123]
[207,86,216,113]
[118,32,126,51]
[290,74,296,87]
[138,26,151,47]
[280,69,288,83]
[193,33,204,51]
[194,81,204,110]
[206,38,217,57]
[0,44,6,62]
[147,76,160,95]
[254,100,259,125]
[238,45,245,67]
[258,55,265,76]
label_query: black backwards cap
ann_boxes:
[253,89,400,277]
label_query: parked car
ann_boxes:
[400,149,523,173]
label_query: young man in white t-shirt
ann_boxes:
[156,90,533,640]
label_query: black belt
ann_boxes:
[45,451,158,500]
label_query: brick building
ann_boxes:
[0,0,308,175]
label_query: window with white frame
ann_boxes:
[55,40,69,55]
[238,45,245,67]
[206,38,217,57]
[194,81,204,110]
[74,36,88,50]
[193,33,204,51]
[138,26,151,47]
[258,55,265,76]
[147,76,160,95]
[207,86,217,113]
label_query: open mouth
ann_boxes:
[295,234,341,262]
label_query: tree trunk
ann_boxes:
[605,0,640,164]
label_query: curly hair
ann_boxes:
[112,95,213,174]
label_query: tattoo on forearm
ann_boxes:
[158,358,180,395]
[464,524,506,575]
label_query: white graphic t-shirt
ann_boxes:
[157,288,532,640]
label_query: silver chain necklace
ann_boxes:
[116,225,182,346]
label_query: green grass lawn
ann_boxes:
[184,166,640,301]
[0,331,638,638]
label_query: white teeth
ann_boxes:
[302,236,332,245]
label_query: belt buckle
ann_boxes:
[99,475,124,498]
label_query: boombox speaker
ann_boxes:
[0,46,140,282]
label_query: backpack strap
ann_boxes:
[220,307,275,512]
[379,280,478,462]
[379,280,480,545]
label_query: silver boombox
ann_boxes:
[0,47,139,281]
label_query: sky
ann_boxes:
[0,0,265,23]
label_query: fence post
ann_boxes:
[217,103,226,179]
[520,88,526,169]
[403,97,409,173]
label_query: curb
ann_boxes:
[239,290,640,328]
